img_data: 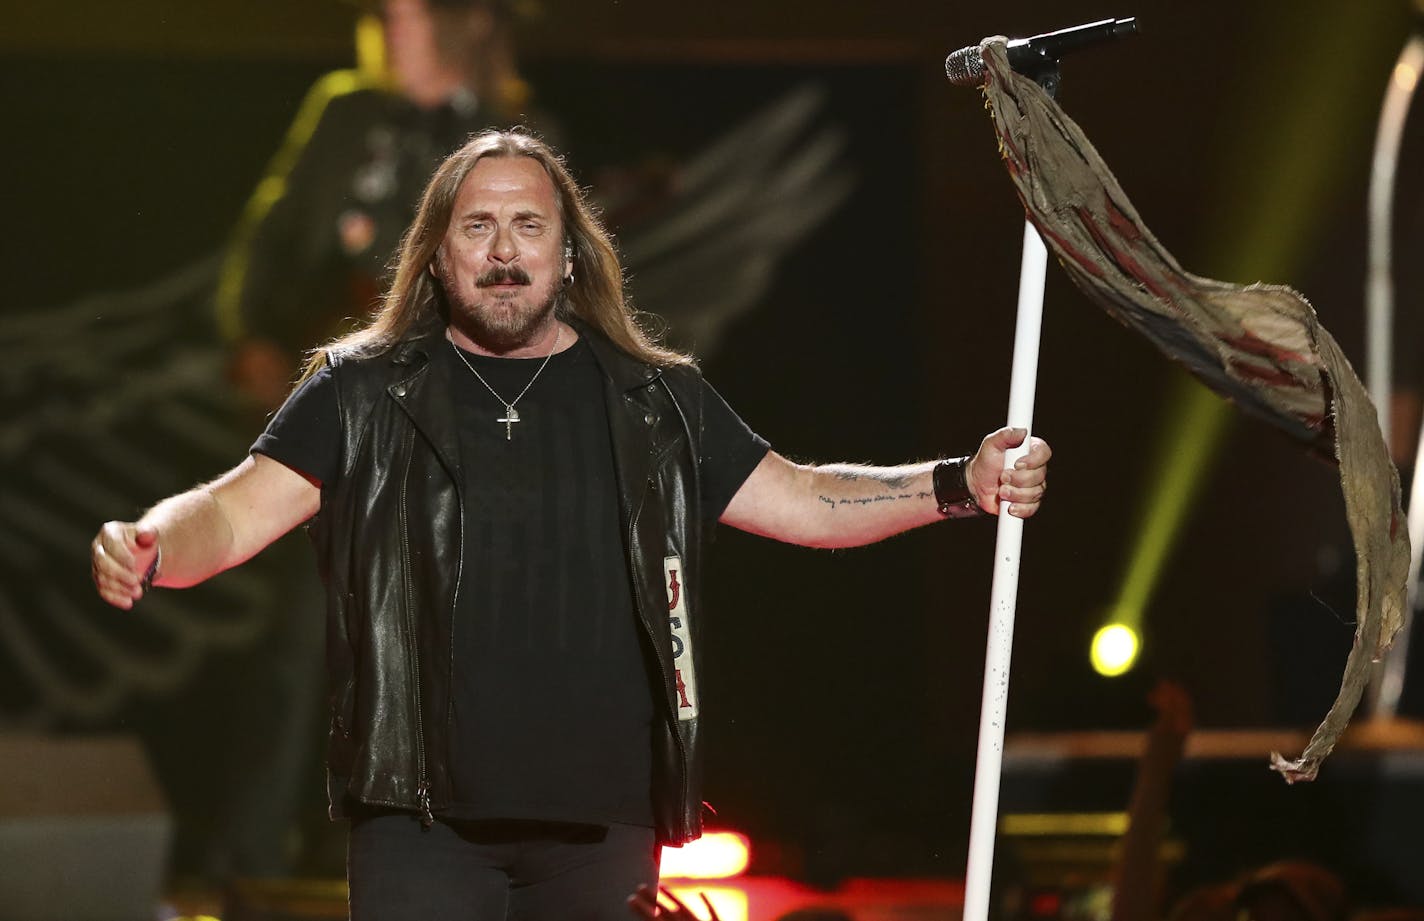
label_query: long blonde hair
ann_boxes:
[302,128,689,380]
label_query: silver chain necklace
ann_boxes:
[446,326,562,440]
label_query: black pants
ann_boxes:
[347,814,659,921]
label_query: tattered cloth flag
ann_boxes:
[975,38,1409,781]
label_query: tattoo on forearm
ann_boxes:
[817,490,934,509]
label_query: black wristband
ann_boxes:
[933,456,985,518]
[139,548,161,593]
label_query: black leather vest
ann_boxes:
[308,326,710,844]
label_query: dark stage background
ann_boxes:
[5,0,1423,899]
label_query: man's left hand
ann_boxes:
[966,426,1051,518]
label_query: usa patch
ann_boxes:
[664,556,698,720]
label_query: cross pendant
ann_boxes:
[497,405,520,441]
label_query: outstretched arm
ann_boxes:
[91,453,321,609]
[720,426,1050,548]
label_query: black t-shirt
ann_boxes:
[252,334,769,826]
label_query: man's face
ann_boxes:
[435,156,572,351]
[382,0,496,97]
[382,0,440,89]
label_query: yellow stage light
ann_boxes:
[660,831,751,880]
[1091,623,1140,677]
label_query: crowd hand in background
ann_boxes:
[628,885,720,921]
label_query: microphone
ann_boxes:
[945,17,1138,87]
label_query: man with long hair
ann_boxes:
[202,0,544,875]
[219,0,540,411]
[93,129,1051,919]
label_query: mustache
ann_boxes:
[475,265,532,287]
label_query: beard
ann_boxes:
[437,261,564,352]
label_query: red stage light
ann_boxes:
[660,831,751,880]
[1031,891,1063,916]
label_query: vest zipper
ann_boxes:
[398,427,433,827]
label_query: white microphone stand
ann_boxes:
[961,213,1050,921]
